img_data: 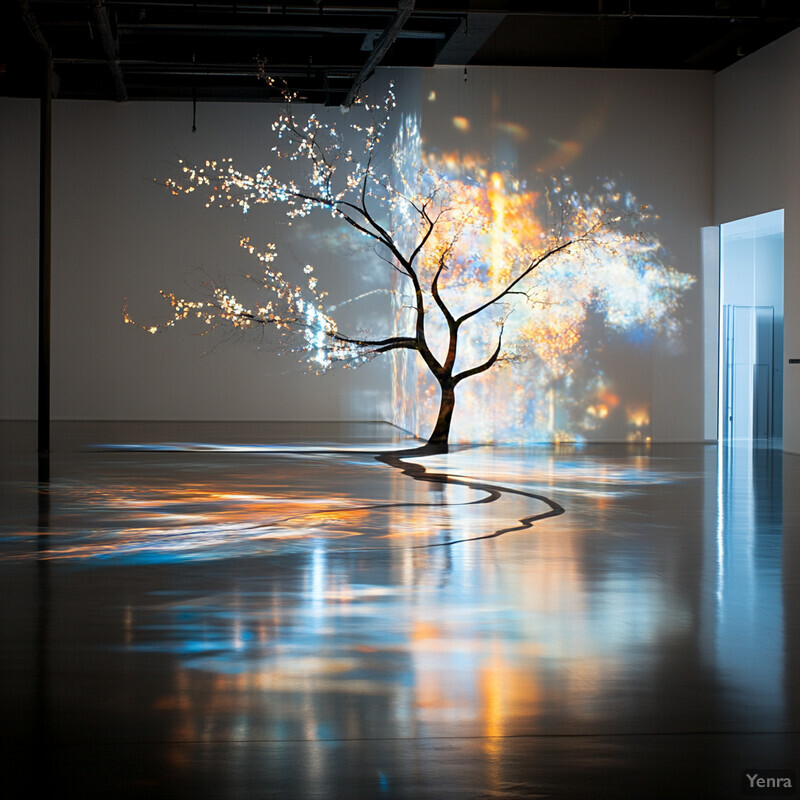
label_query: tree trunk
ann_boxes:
[426,380,456,449]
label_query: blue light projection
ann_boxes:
[5,443,689,566]
[2,434,788,753]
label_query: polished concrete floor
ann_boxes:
[0,421,798,799]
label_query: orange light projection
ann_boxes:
[391,116,696,443]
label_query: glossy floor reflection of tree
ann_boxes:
[0,422,798,799]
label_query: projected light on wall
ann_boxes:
[392,116,696,444]
[133,83,696,445]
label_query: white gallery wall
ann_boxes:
[0,90,398,423]
[1,65,713,440]
[714,27,800,454]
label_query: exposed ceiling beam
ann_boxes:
[3,1,799,103]
[14,0,51,54]
[435,12,505,65]
[343,0,415,108]
[92,1,127,101]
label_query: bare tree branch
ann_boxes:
[456,237,576,326]
[454,329,504,385]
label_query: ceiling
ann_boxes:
[3,1,800,107]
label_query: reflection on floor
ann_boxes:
[0,422,798,799]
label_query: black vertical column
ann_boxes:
[38,59,52,462]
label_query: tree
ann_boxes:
[130,84,694,450]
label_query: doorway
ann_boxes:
[717,210,784,444]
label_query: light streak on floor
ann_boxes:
[0,421,797,799]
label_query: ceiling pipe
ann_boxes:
[39,0,776,22]
[53,57,361,72]
[117,22,443,38]
[39,1,772,22]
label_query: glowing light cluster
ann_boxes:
[132,84,409,371]
[126,236,373,370]
[162,84,397,224]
